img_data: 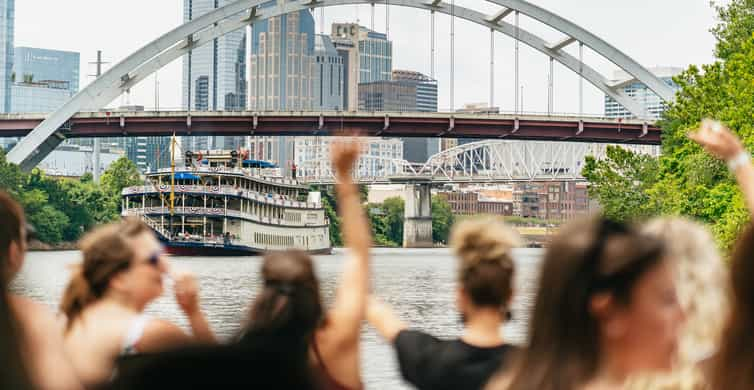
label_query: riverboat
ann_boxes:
[120,146,331,256]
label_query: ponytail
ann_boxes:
[60,270,97,331]
[60,223,136,330]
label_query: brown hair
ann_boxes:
[60,218,150,329]
[503,216,665,390]
[240,250,325,387]
[710,224,754,389]
[244,250,323,337]
[0,190,25,278]
[451,219,518,309]
[0,191,32,389]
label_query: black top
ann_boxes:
[394,329,517,390]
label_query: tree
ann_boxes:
[101,157,142,197]
[583,0,754,250]
[380,197,404,245]
[431,195,454,244]
[581,146,662,222]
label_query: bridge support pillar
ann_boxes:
[403,183,433,248]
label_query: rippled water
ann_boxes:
[12,248,544,389]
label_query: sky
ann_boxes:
[14,0,721,115]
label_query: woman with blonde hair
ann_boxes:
[61,218,215,388]
[627,217,728,389]
[368,218,520,390]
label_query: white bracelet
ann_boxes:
[727,151,751,172]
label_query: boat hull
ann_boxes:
[161,239,332,257]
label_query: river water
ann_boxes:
[12,248,544,389]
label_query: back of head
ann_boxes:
[0,190,24,282]
[506,215,665,390]
[451,218,519,309]
[244,250,323,339]
[60,219,149,329]
[642,217,727,365]
[711,224,754,389]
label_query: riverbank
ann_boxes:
[28,240,77,251]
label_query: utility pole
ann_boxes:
[89,51,108,183]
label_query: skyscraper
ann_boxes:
[0,0,13,114]
[392,70,439,163]
[10,47,79,113]
[247,3,315,173]
[313,35,343,111]
[182,0,247,152]
[604,67,682,119]
[331,23,393,111]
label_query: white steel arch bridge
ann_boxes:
[297,140,658,184]
[8,0,674,171]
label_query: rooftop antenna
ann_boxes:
[88,50,109,183]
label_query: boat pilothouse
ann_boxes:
[121,148,331,256]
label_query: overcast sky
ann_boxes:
[15,0,721,115]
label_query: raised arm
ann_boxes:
[327,140,372,342]
[689,119,754,215]
[173,271,216,344]
[367,296,408,343]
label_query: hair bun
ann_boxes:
[451,218,521,269]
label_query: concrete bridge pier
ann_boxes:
[403,183,433,248]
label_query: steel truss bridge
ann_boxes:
[297,139,657,184]
[6,0,674,171]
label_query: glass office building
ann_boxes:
[604,67,682,119]
[182,0,247,152]
[0,0,12,114]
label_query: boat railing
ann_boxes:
[122,207,323,228]
[149,167,303,187]
[122,185,322,209]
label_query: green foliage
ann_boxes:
[581,145,661,222]
[583,1,754,250]
[711,0,754,60]
[101,157,142,196]
[0,152,139,244]
[431,195,454,244]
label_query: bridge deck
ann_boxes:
[0,111,660,144]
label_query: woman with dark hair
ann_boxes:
[61,218,215,388]
[367,218,520,390]
[489,216,684,390]
[0,190,81,389]
[239,140,372,389]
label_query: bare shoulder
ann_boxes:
[138,318,192,353]
[9,295,60,332]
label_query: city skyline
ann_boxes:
[13,0,718,115]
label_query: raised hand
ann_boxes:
[331,139,361,180]
[172,271,200,316]
[688,119,745,161]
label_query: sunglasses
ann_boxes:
[145,246,165,267]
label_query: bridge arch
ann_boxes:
[8,0,671,171]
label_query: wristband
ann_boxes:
[727,151,751,172]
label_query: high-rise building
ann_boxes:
[331,23,392,111]
[604,66,682,119]
[247,3,315,173]
[10,47,79,113]
[392,70,439,163]
[182,0,247,152]
[0,0,12,114]
[313,35,343,111]
[118,105,172,172]
[3,46,79,150]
